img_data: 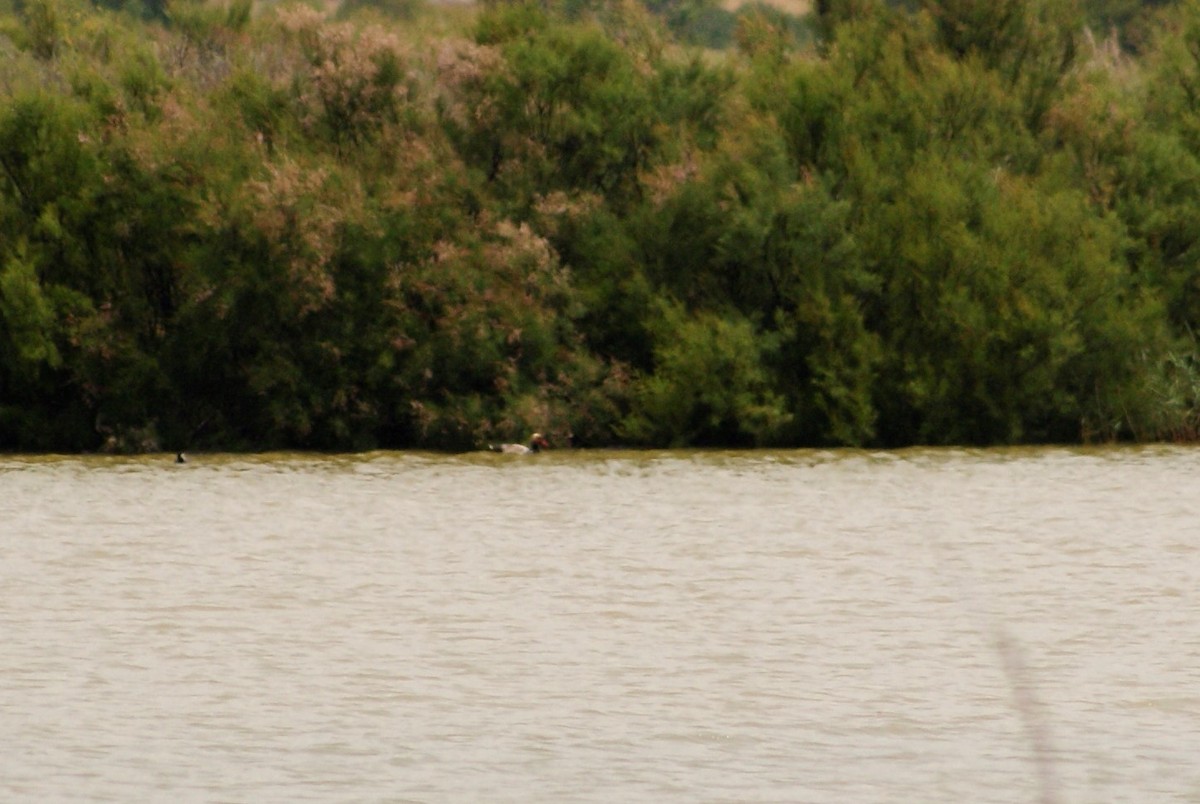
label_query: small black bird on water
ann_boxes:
[173,417,209,465]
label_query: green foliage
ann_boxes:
[811,0,893,46]
[118,41,169,119]
[0,92,96,233]
[274,8,413,148]
[1,0,1199,452]
[0,251,62,369]
[763,181,880,446]
[19,0,64,60]
[622,300,790,445]
[338,0,424,22]
[864,157,1159,444]
[444,5,661,211]
[1085,0,1174,53]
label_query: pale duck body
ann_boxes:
[490,433,549,454]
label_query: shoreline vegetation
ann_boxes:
[3,0,1200,454]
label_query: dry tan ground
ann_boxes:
[721,0,812,15]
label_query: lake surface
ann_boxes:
[2,446,1198,802]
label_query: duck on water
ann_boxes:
[489,433,549,455]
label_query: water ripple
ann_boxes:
[1,447,1199,801]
